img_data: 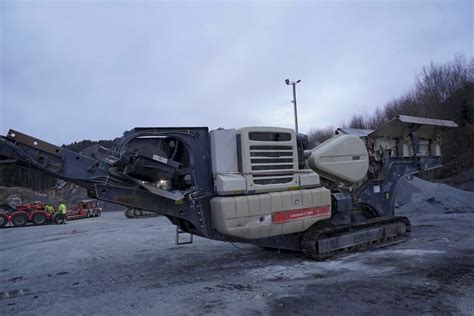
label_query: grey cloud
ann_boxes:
[1,1,472,144]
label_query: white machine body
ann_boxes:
[209,127,329,239]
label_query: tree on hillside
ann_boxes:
[64,139,114,153]
[307,126,334,147]
[307,55,473,174]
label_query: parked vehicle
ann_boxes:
[0,116,457,259]
[51,199,102,222]
[0,200,101,227]
[0,202,52,227]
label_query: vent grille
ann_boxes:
[249,144,295,185]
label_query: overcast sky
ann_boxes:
[0,0,472,144]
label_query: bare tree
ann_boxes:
[307,127,334,147]
[307,55,473,173]
[416,55,470,105]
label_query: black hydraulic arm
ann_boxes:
[0,128,216,237]
[0,129,113,189]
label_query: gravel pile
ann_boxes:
[396,176,474,216]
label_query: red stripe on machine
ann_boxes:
[272,205,331,224]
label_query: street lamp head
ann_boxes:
[285,79,290,85]
[296,80,301,83]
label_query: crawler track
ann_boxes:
[124,208,160,219]
[301,216,411,260]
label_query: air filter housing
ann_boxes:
[307,134,369,184]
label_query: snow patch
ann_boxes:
[247,257,394,280]
[375,249,445,256]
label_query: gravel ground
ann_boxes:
[1,178,473,315]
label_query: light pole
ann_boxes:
[285,79,301,133]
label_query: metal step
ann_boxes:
[175,227,193,245]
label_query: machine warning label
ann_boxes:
[272,206,331,224]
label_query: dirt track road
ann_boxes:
[1,205,473,316]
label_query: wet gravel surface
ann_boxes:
[1,178,473,315]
